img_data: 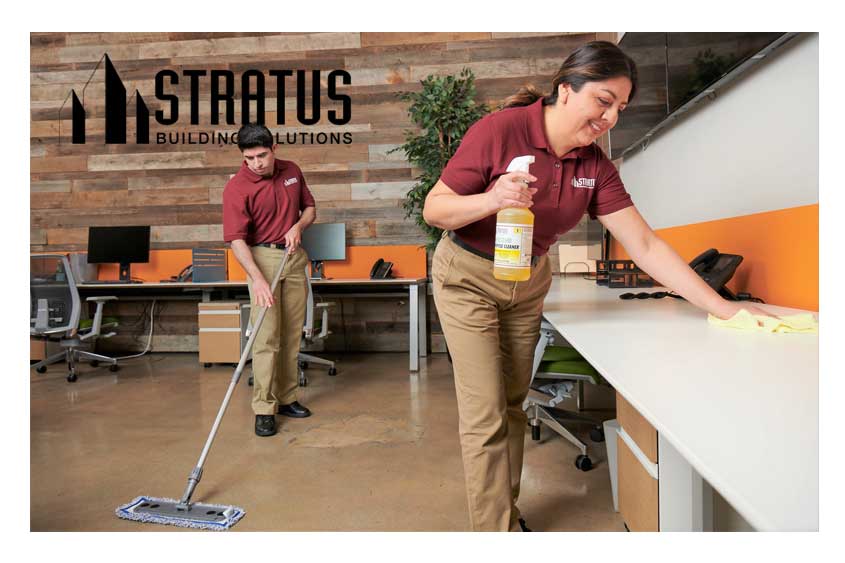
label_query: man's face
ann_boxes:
[242,145,277,177]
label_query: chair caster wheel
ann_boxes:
[36,366,47,374]
[590,426,605,442]
[248,375,254,386]
[328,367,337,376]
[299,361,309,369]
[531,424,541,441]
[90,360,100,367]
[575,455,593,472]
[109,364,119,372]
[67,373,77,383]
[203,363,212,368]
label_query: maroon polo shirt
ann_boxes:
[223,158,316,246]
[440,98,634,257]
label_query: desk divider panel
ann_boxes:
[94,249,193,282]
[226,244,427,281]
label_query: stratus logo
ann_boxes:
[64,54,147,144]
[571,177,596,189]
[62,53,352,145]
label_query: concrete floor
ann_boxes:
[30,352,625,532]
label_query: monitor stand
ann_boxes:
[310,260,326,280]
[119,262,131,282]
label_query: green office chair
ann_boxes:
[525,321,609,471]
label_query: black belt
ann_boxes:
[253,242,286,250]
[448,231,541,267]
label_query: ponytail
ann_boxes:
[502,84,547,109]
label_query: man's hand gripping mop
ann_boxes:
[115,249,291,530]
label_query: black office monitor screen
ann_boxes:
[87,226,151,265]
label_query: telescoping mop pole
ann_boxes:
[116,248,292,530]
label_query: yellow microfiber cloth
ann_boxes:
[708,309,818,333]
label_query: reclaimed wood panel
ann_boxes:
[31,31,611,352]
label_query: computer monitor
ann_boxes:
[301,223,346,279]
[87,226,151,282]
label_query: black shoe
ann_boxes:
[254,415,276,436]
[518,518,532,532]
[278,401,311,418]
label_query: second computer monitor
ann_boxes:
[301,223,346,279]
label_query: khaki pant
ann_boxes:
[432,234,552,531]
[247,246,309,415]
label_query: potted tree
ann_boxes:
[392,69,489,251]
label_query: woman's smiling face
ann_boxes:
[559,76,632,147]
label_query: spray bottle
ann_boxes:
[494,155,535,281]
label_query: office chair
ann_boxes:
[297,270,337,386]
[524,321,609,471]
[30,254,120,383]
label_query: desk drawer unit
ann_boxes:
[617,392,659,531]
[198,302,243,364]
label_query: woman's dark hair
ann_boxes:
[503,41,638,109]
[236,123,274,150]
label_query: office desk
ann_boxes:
[542,277,818,531]
[78,278,428,372]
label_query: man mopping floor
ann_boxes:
[116,124,320,530]
[116,249,292,530]
[224,123,318,437]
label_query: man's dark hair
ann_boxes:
[236,123,274,151]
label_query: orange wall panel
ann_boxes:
[97,249,194,282]
[226,245,427,281]
[323,245,427,279]
[611,204,818,311]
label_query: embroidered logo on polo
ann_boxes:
[284,177,299,187]
[571,177,596,189]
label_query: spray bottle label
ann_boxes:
[494,223,534,268]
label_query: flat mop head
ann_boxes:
[116,496,245,531]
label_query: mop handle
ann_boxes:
[179,248,292,507]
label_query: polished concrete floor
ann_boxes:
[30,352,624,532]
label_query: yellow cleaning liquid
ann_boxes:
[494,155,536,281]
[494,207,534,281]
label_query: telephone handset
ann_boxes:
[173,265,193,282]
[370,258,394,280]
[688,248,743,298]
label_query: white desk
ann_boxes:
[542,277,818,531]
[78,278,428,372]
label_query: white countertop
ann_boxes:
[542,276,819,531]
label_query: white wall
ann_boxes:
[617,33,819,230]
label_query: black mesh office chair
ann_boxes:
[30,254,120,382]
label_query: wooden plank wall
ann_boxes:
[31,32,606,353]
